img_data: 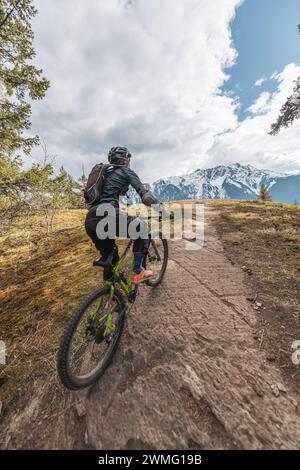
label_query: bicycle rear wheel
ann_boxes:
[57,285,126,390]
[143,231,168,286]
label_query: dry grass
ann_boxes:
[0,210,105,404]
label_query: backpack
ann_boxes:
[83,163,111,207]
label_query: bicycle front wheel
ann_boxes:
[57,285,126,390]
[144,231,168,287]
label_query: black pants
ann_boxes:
[85,204,149,277]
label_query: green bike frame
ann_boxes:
[90,239,135,336]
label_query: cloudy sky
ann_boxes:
[30,0,300,182]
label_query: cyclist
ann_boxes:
[85,146,165,283]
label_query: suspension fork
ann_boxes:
[102,283,117,336]
[91,283,116,326]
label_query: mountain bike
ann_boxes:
[57,218,168,390]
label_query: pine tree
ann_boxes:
[270,24,300,135]
[53,165,82,208]
[0,1,50,157]
[258,185,272,202]
[78,163,87,188]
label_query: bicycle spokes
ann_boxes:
[67,293,122,379]
[146,238,164,278]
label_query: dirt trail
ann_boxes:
[1,204,300,449]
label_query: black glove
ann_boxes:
[141,190,159,206]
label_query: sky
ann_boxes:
[29,0,300,182]
[222,0,300,119]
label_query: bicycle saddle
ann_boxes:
[93,250,115,268]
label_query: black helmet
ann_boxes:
[108,146,132,165]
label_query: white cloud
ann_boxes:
[29,0,243,181]
[29,0,300,182]
[254,78,266,87]
[207,63,300,173]
[247,91,271,115]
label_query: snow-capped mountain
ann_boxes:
[130,163,300,204]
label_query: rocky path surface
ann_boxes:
[1,204,300,449]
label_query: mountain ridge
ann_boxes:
[130,163,300,204]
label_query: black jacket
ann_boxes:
[98,166,148,207]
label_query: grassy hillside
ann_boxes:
[0,210,103,404]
